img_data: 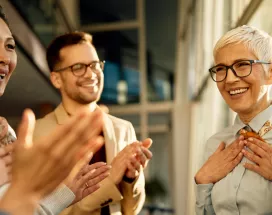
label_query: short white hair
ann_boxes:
[213,25,272,74]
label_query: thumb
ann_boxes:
[77,151,94,170]
[214,142,225,153]
[142,138,153,149]
[16,109,36,148]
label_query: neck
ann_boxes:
[239,96,270,124]
[62,97,97,116]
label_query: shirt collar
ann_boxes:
[232,105,272,135]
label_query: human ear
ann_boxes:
[50,72,62,89]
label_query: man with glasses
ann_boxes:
[33,32,152,215]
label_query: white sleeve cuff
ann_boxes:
[38,185,75,215]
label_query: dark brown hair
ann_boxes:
[0,5,9,26]
[46,31,93,71]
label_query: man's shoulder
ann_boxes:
[36,111,57,126]
[34,111,57,139]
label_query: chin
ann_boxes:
[0,90,4,97]
[230,105,253,115]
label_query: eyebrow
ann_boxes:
[215,58,251,67]
[0,36,15,43]
[7,37,15,42]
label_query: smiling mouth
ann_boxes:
[0,74,6,80]
[81,79,98,87]
[228,88,249,96]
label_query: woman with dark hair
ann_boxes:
[0,5,110,215]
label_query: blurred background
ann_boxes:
[0,0,270,214]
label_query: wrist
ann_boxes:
[195,172,213,184]
[0,183,39,215]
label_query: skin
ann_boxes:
[0,18,111,210]
[0,18,16,96]
[195,43,272,184]
[0,18,15,186]
[50,42,153,184]
[215,43,272,124]
[0,108,104,215]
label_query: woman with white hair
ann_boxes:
[195,25,272,214]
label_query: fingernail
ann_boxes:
[248,137,253,141]
[242,149,246,153]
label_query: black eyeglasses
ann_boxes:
[55,61,105,77]
[209,60,271,82]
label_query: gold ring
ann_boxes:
[85,182,89,188]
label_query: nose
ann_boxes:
[225,68,240,84]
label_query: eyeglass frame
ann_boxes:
[209,59,271,82]
[54,60,105,77]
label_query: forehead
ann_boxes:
[0,18,13,41]
[59,42,98,65]
[214,43,256,64]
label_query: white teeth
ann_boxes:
[229,88,248,95]
[82,80,98,87]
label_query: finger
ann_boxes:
[76,152,94,174]
[142,138,153,149]
[141,147,153,159]
[16,109,36,148]
[214,142,225,154]
[6,165,11,174]
[2,155,12,166]
[4,144,14,154]
[0,144,14,157]
[126,169,137,179]
[226,152,243,171]
[86,172,109,187]
[244,140,266,158]
[83,184,100,196]
[64,111,103,158]
[129,157,141,172]
[85,162,108,173]
[243,162,263,176]
[87,165,111,178]
[136,152,147,167]
[247,137,270,153]
[48,110,94,154]
[77,165,110,188]
[242,149,262,165]
[86,136,104,154]
[78,136,104,161]
[226,140,244,160]
[53,111,101,166]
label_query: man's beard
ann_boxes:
[65,87,102,104]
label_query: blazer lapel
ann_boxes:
[103,113,117,164]
[54,104,117,163]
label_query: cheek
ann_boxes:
[216,83,225,95]
[7,55,17,78]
